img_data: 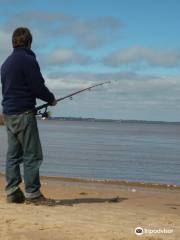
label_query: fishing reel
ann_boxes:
[37,107,50,119]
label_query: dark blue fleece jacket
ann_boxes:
[1,47,55,115]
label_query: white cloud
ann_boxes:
[45,71,180,97]
[48,48,92,65]
[41,71,180,120]
[1,70,180,120]
[1,11,122,49]
[0,30,12,64]
[58,16,122,48]
[103,46,180,68]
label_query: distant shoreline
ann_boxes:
[38,116,180,125]
[1,113,179,124]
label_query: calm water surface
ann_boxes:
[0,120,180,185]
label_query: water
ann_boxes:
[0,120,180,185]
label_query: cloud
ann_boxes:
[58,16,122,48]
[48,48,93,66]
[0,30,12,64]
[103,46,180,68]
[45,70,180,95]
[1,70,180,120]
[3,11,73,32]
[40,71,180,121]
[1,11,122,49]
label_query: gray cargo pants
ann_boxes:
[3,111,43,199]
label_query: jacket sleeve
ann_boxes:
[24,57,55,104]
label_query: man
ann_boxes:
[1,27,57,204]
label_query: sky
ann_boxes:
[0,0,180,121]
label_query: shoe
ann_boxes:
[25,194,56,206]
[6,188,25,204]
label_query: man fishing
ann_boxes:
[1,27,57,204]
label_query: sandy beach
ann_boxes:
[0,174,180,240]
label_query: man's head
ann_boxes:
[12,27,32,49]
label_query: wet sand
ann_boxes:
[0,174,180,240]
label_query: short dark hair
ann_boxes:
[12,27,32,48]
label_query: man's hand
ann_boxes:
[51,99,57,106]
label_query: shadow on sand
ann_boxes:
[25,196,128,206]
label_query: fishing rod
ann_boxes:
[34,81,111,118]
